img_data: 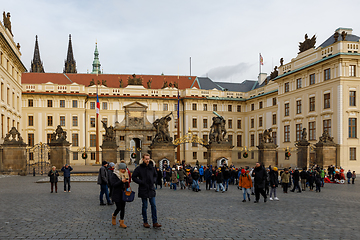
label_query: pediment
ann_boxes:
[124,102,148,110]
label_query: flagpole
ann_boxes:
[177,71,180,164]
[259,53,261,75]
[95,74,100,165]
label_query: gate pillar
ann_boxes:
[48,125,71,170]
[1,127,27,175]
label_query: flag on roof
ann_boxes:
[260,54,264,65]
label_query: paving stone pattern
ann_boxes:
[0,176,359,239]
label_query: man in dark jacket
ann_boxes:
[300,168,308,191]
[177,166,186,189]
[132,153,162,228]
[61,164,73,192]
[97,161,112,205]
[290,168,302,193]
[252,163,267,203]
[204,167,212,190]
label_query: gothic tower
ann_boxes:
[91,42,101,74]
[63,34,77,73]
[30,35,45,73]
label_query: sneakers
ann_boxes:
[153,223,162,228]
[143,223,150,228]
[269,197,273,201]
[274,197,279,201]
[242,199,246,202]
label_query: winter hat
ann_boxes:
[102,161,108,166]
[109,162,115,168]
[273,167,278,171]
[118,163,127,170]
[241,169,245,174]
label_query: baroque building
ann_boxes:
[20,27,360,172]
[0,11,26,142]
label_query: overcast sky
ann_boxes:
[3,0,360,83]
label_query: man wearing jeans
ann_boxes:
[132,153,162,228]
[61,164,73,192]
[97,161,113,205]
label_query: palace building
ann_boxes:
[0,11,26,141]
[20,27,360,172]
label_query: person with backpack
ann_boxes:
[239,169,252,202]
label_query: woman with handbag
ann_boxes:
[111,162,130,228]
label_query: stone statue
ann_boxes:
[270,66,278,80]
[174,82,178,89]
[299,34,316,53]
[319,130,334,144]
[97,80,101,85]
[127,74,143,85]
[147,79,152,89]
[341,31,347,41]
[301,128,307,141]
[152,113,173,143]
[4,127,24,143]
[162,80,168,89]
[51,125,68,143]
[89,79,95,86]
[16,43,20,50]
[262,128,273,143]
[102,79,107,86]
[101,121,115,142]
[119,79,123,88]
[3,12,12,35]
[169,82,173,88]
[209,116,227,143]
[280,58,284,66]
[334,31,339,42]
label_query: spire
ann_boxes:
[30,35,45,73]
[63,34,77,73]
[91,42,101,74]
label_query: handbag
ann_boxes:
[122,187,135,202]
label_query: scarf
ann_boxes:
[114,164,129,181]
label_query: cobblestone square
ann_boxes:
[0,175,359,239]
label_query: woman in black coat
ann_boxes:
[111,163,130,228]
[269,167,279,200]
[48,166,59,193]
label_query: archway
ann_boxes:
[130,138,142,164]
[159,158,170,171]
[216,157,228,168]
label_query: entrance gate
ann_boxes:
[26,143,51,175]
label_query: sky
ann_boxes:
[3,0,360,83]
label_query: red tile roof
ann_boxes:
[22,73,199,90]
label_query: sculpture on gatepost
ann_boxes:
[209,113,227,144]
[152,113,173,144]
[3,127,25,145]
[315,130,336,147]
[101,121,115,142]
[3,12,12,35]
[262,128,274,144]
[50,125,69,144]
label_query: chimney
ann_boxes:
[258,73,267,85]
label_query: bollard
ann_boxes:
[33,168,35,176]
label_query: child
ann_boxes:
[239,169,252,202]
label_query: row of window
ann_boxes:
[0,83,20,110]
[283,120,332,142]
[284,93,331,116]
[284,67,346,93]
[28,99,108,110]
[28,115,107,128]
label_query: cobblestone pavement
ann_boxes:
[0,176,359,239]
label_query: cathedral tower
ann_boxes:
[30,35,45,73]
[91,42,101,74]
[63,34,77,73]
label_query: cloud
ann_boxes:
[205,62,253,82]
